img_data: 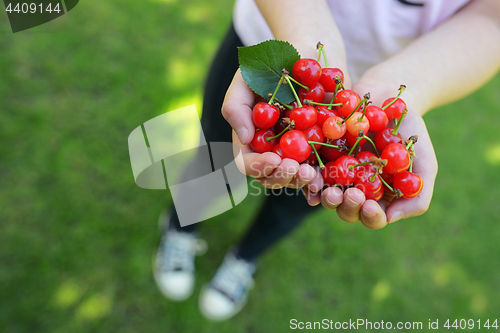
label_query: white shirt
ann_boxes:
[233,0,471,81]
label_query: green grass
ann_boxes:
[1,1,500,332]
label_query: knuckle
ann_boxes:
[221,106,232,121]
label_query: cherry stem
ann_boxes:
[348,135,362,156]
[316,42,323,63]
[328,76,344,110]
[363,135,380,156]
[381,85,406,111]
[348,161,373,171]
[379,176,395,193]
[405,140,415,151]
[305,100,343,107]
[266,124,290,142]
[286,75,309,91]
[310,143,325,169]
[268,77,284,105]
[272,96,293,110]
[409,156,413,173]
[307,141,342,149]
[340,96,368,125]
[358,94,371,122]
[317,42,329,68]
[392,108,408,135]
[369,173,377,182]
[284,75,303,108]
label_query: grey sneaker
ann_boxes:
[199,251,256,321]
[154,222,207,301]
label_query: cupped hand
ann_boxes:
[304,87,438,229]
[223,69,317,189]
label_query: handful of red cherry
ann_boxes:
[247,43,423,201]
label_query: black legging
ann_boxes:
[169,24,319,261]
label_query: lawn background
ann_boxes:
[1,1,500,332]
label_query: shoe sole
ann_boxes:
[151,251,194,302]
[153,209,194,302]
[198,284,248,321]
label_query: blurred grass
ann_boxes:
[1,1,500,332]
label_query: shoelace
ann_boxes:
[159,231,207,272]
[211,254,255,303]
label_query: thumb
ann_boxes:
[221,69,256,145]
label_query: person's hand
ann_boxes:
[223,69,317,189]
[304,86,438,229]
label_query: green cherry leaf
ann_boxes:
[238,40,301,104]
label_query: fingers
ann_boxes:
[286,164,316,189]
[233,130,282,178]
[303,187,322,206]
[306,166,325,193]
[386,112,438,223]
[385,160,436,222]
[243,152,282,178]
[302,166,324,206]
[221,69,256,145]
[336,188,366,223]
[386,177,433,223]
[255,158,301,188]
[320,186,344,209]
[360,200,388,229]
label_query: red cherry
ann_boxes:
[374,127,403,152]
[290,106,317,130]
[353,158,383,200]
[303,151,318,166]
[322,155,359,186]
[322,116,346,140]
[272,143,284,158]
[345,130,366,148]
[319,68,344,92]
[252,102,280,129]
[250,129,276,153]
[272,121,288,142]
[355,173,383,201]
[370,186,384,201]
[393,171,423,198]
[280,130,311,163]
[364,105,388,133]
[319,137,348,162]
[356,151,377,164]
[345,112,370,137]
[302,124,324,149]
[334,89,361,118]
[298,82,325,103]
[292,58,322,86]
[353,152,377,184]
[315,105,338,127]
[381,143,410,175]
[382,97,407,121]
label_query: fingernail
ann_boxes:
[283,169,298,177]
[325,196,336,206]
[345,195,359,208]
[390,211,403,223]
[236,127,248,144]
[363,207,377,218]
[308,184,319,192]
